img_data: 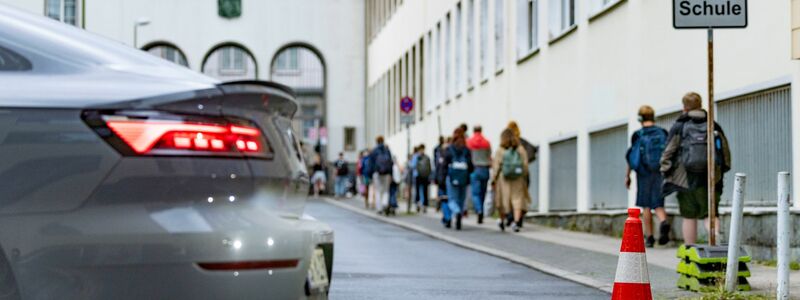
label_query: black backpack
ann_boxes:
[680,121,724,173]
[374,147,393,175]
[416,155,432,178]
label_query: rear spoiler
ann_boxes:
[218,80,299,119]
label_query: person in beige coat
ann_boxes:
[491,129,531,232]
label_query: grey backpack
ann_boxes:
[680,121,708,173]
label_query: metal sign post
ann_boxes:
[707,28,716,245]
[673,0,747,246]
[400,96,415,213]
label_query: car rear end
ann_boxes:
[0,5,330,299]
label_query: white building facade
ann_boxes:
[1,0,367,161]
[366,0,800,213]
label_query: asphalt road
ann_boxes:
[304,199,608,300]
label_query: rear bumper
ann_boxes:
[0,204,327,299]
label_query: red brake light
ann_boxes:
[85,112,271,158]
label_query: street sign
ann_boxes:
[673,0,747,29]
[400,97,414,114]
[673,0,747,247]
[400,96,414,125]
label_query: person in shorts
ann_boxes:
[660,92,731,245]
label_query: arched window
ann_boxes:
[144,44,189,67]
[202,45,257,81]
[271,46,325,148]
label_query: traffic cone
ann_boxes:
[612,208,652,300]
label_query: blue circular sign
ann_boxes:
[400,97,414,114]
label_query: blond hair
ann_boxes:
[638,105,655,122]
[507,121,521,138]
[682,92,702,111]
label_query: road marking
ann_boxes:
[322,198,613,293]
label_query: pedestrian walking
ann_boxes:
[389,155,403,216]
[358,150,374,209]
[311,154,327,197]
[467,125,491,224]
[369,136,395,215]
[414,144,433,213]
[434,136,449,216]
[505,121,537,227]
[333,152,349,198]
[443,128,473,230]
[660,92,731,245]
[626,105,671,247]
[491,129,530,232]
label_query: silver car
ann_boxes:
[0,4,332,299]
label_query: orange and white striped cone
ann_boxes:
[612,208,652,300]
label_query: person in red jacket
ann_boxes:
[466,125,492,224]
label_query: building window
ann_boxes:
[344,127,356,151]
[494,0,504,72]
[479,0,488,80]
[466,0,475,88]
[590,0,615,15]
[202,45,257,81]
[455,3,463,94]
[145,44,189,67]
[220,47,246,75]
[445,13,451,100]
[274,48,299,72]
[435,23,442,106]
[549,0,576,38]
[45,0,79,26]
[517,0,539,59]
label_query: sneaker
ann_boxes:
[444,219,451,229]
[498,219,505,232]
[416,205,421,213]
[659,222,671,245]
[477,214,484,224]
[455,214,462,230]
[511,223,520,233]
[646,236,655,248]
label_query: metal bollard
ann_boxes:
[777,172,791,300]
[725,173,746,293]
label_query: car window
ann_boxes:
[274,117,305,167]
[0,45,31,71]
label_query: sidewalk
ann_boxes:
[325,196,800,299]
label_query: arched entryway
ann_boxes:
[270,44,326,159]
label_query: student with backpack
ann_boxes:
[434,136,451,218]
[660,92,731,245]
[368,136,395,215]
[491,129,530,232]
[626,105,670,247]
[505,121,537,228]
[414,145,433,213]
[443,128,473,230]
[359,150,373,209]
[467,125,492,224]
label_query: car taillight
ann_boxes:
[83,111,271,158]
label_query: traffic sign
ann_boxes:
[400,96,414,114]
[673,0,747,29]
[400,96,414,125]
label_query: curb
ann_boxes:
[322,198,614,294]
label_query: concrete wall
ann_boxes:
[367,0,800,212]
[1,0,366,161]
